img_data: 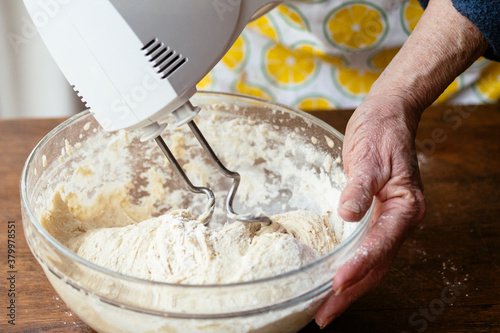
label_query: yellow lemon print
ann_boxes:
[473,62,500,103]
[318,53,345,67]
[196,71,215,90]
[369,47,401,72]
[278,4,310,31]
[323,2,388,52]
[292,41,346,67]
[293,94,338,111]
[221,34,249,73]
[247,14,281,42]
[401,0,423,35]
[332,65,380,99]
[470,56,490,70]
[434,77,462,104]
[262,42,320,89]
[232,77,275,101]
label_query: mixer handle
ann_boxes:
[228,1,283,47]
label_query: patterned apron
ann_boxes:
[199,0,500,110]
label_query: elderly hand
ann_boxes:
[315,95,426,328]
[315,0,488,327]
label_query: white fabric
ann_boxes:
[0,1,82,118]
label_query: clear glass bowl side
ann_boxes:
[20,92,372,332]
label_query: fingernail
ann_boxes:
[334,286,343,296]
[318,316,336,329]
[342,200,360,214]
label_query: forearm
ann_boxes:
[317,0,488,326]
[339,0,488,220]
[366,0,489,115]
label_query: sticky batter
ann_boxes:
[41,189,337,284]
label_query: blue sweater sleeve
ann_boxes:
[418,0,500,61]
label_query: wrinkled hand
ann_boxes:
[312,0,489,325]
[315,96,427,328]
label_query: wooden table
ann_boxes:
[1,104,499,332]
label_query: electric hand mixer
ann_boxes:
[23,0,284,224]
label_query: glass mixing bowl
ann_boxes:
[21,92,372,333]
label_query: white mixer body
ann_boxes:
[22,0,280,131]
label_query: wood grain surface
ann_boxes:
[0,104,499,332]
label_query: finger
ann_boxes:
[332,208,408,293]
[338,173,379,222]
[315,263,390,328]
[339,142,388,222]
[335,173,426,289]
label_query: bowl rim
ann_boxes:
[20,91,372,290]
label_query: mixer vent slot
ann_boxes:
[142,38,187,80]
[71,85,89,108]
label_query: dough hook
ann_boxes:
[154,120,271,226]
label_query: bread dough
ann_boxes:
[37,101,346,287]
[41,190,338,284]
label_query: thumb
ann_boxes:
[338,169,384,222]
[339,109,389,222]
